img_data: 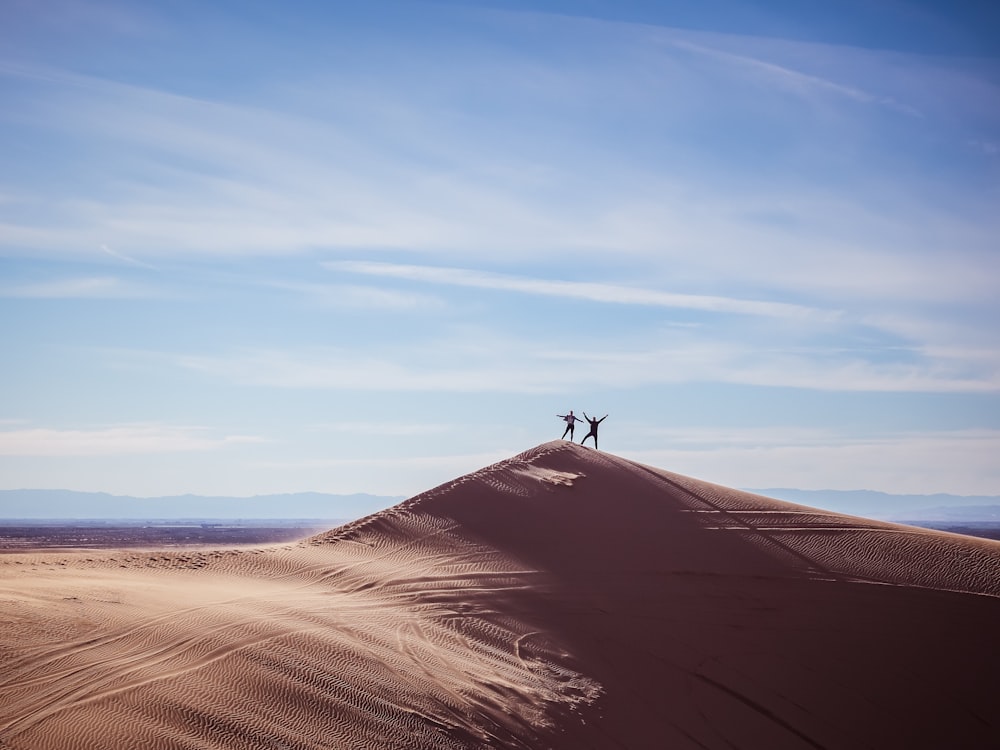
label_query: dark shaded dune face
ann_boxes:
[318,442,1000,748]
[1,441,999,749]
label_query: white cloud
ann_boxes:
[308,422,454,436]
[2,41,996,311]
[100,243,158,270]
[173,347,554,393]
[628,425,855,448]
[667,37,921,116]
[163,332,1000,395]
[621,429,1000,495]
[0,424,265,456]
[257,450,508,472]
[325,261,838,320]
[0,276,155,299]
[265,280,445,311]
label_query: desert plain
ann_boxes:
[1,441,998,749]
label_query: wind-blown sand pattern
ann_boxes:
[2,441,998,748]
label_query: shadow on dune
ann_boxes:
[318,442,1000,748]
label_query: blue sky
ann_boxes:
[1,0,998,499]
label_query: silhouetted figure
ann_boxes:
[557,410,581,440]
[580,412,607,449]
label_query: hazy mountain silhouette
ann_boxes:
[0,489,402,520]
[748,487,1000,521]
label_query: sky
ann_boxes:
[1,0,999,500]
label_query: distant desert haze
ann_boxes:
[2,441,998,749]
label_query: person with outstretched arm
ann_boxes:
[580,412,607,449]
[557,410,581,440]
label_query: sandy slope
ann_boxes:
[1,441,998,749]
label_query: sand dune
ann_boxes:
[2,441,998,749]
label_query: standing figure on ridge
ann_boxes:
[580,412,607,449]
[557,410,581,440]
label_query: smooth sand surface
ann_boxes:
[2,441,998,749]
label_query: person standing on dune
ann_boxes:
[580,412,607,449]
[557,410,581,440]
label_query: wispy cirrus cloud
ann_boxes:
[0,276,156,299]
[621,428,1000,495]
[100,243,158,270]
[265,280,445,311]
[2,45,995,311]
[257,450,507,472]
[325,261,838,320]
[668,37,922,116]
[163,332,1000,395]
[0,424,265,456]
[308,422,454,437]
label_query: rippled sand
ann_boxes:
[2,441,998,748]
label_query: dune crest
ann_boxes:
[2,441,999,748]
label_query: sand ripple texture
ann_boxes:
[2,440,999,749]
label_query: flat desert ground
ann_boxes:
[2,441,998,749]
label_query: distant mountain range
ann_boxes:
[750,488,1000,523]
[2,487,999,525]
[0,490,404,521]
